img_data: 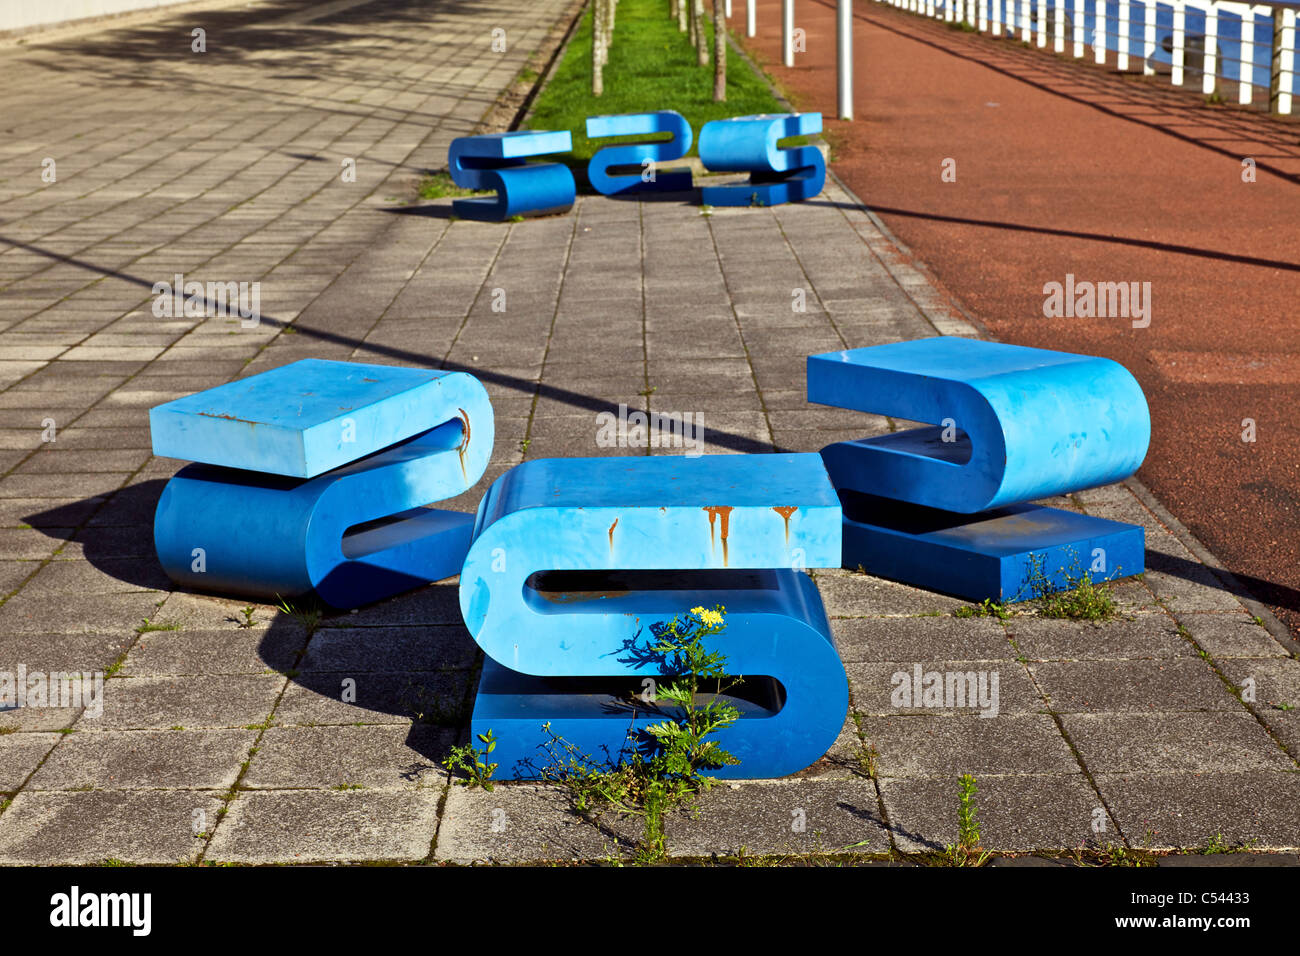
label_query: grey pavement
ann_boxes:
[0,0,1297,865]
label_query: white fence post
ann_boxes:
[1022,0,1032,39]
[1118,0,1130,69]
[1073,0,1084,54]
[1239,8,1255,103]
[1055,0,1065,50]
[1172,2,1185,85]
[1094,0,1106,61]
[1203,8,1219,94]
[979,0,988,30]
[1278,7,1296,113]
[1143,1,1156,74]
[1037,0,1048,44]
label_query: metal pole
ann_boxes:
[837,0,853,119]
[783,0,794,67]
[747,0,756,37]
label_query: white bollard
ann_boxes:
[1021,0,1031,41]
[747,0,756,37]
[1054,0,1065,51]
[979,0,988,31]
[838,0,853,120]
[1037,0,1048,46]
[726,0,732,17]
[783,0,794,67]
[1073,0,1084,55]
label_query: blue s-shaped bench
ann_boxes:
[698,113,826,207]
[458,453,848,779]
[586,110,693,195]
[808,336,1151,601]
[150,359,493,609]
[447,130,576,221]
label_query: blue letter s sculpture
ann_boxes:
[458,454,848,779]
[698,113,826,207]
[150,359,493,608]
[447,130,575,221]
[809,336,1150,601]
[585,110,693,195]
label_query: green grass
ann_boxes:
[417,170,489,200]
[527,0,794,166]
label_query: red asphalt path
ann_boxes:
[739,0,1300,637]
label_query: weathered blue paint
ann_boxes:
[151,361,493,608]
[458,453,848,779]
[809,336,1151,513]
[809,337,1149,601]
[585,110,693,195]
[697,113,826,206]
[447,130,575,221]
[149,358,466,479]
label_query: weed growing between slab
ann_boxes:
[539,605,741,863]
[936,774,989,866]
[951,549,1120,621]
[442,730,499,792]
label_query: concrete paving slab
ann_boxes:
[878,774,1111,853]
[436,783,639,864]
[28,727,256,790]
[0,790,223,864]
[206,788,443,864]
[243,724,451,790]
[1094,771,1300,850]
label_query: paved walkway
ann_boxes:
[741,0,1300,640]
[0,0,1297,863]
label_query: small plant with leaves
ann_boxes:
[939,773,989,866]
[236,606,257,629]
[539,604,741,863]
[276,596,323,635]
[442,729,498,791]
[954,598,1011,621]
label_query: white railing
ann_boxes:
[875,0,1298,113]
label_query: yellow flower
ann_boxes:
[690,606,706,616]
[696,608,724,627]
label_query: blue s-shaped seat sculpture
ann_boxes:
[150,359,493,609]
[447,130,575,221]
[809,336,1150,601]
[458,454,848,779]
[697,113,826,207]
[585,110,693,195]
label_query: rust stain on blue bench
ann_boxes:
[458,453,849,779]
